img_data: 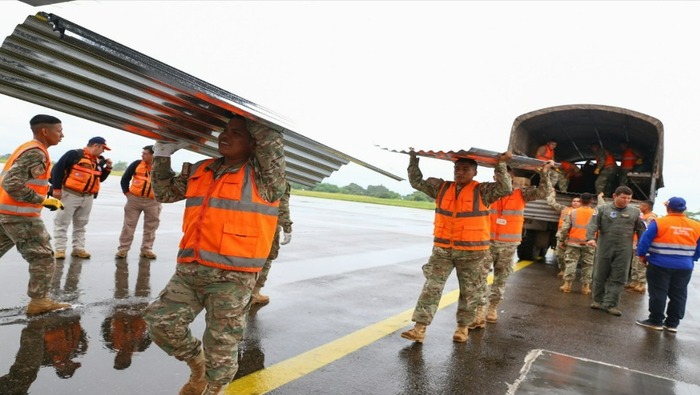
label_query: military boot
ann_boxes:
[486,303,498,323]
[559,281,572,293]
[468,306,486,329]
[54,250,66,260]
[26,298,71,316]
[452,326,469,343]
[251,287,270,305]
[632,283,647,294]
[71,249,91,259]
[581,283,591,295]
[179,351,206,395]
[400,323,427,343]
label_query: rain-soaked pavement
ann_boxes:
[1,180,699,394]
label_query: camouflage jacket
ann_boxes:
[1,147,48,205]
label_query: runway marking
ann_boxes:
[227,259,534,394]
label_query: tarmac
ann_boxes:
[0,180,699,394]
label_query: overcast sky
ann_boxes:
[0,1,697,209]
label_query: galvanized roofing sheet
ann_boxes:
[0,12,403,187]
[376,146,551,171]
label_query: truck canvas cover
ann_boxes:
[0,12,403,187]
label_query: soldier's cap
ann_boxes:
[88,136,111,150]
[665,197,686,212]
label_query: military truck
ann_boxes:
[509,104,665,261]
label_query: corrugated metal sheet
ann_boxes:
[0,12,403,187]
[376,146,552,171]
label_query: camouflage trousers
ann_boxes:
[477,242,518,305]
[629,255,647,284]
[411,246,490,326]
[555,238,566,271]
[143,263,257,386]
[0,215,55,298]
[255,229,281,290]
[594,166,618,195]
[563,243,595,283]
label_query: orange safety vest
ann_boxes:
[128,160,154,198]
[536,145,555,161]
[557,206,573,231]
[63,148,102,195]
[178,159,279,271]
[566,206,595,245]
[0,140,50,217]
[620,148,638,170]
[433,180,490,251]
[489,189,526,243]
[598,149,617,168]
[560,161,578,175]
[648,213,700,257]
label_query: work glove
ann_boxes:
[42,197,64,211]
[281,229,292,245]
[153,141,188,157]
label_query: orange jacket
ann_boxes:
[597,149,617,169]
[128,160,154,198]
[620,148,638,170]
[536,145,555,161]
[63,148,102,195]
[489,189,526,243]
[557,206,573,231]
[0,140,50,217]
[566,206,595,245]
[433,181,490,251]
[178,160,279,271]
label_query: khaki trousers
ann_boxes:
[118,194,162,253]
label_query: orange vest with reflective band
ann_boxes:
[489,189,526,243]
[536,145,555,161]
[599,149,616,168]
[63,148,101,195]
[620,148,637,170]
[557,206,573,231]
[0,140,50,217]
[648,213,700,257]
[433,181,490,251]
[178,160,280,271]
[128,160,154,198]
[567,206,594,245]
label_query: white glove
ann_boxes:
[280,227,292,245]
[153,141,188,157]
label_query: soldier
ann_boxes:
[143,114,286,395]
[558,193,596,294]
[590,143,618,197]
[625,200,657,294]
[251,181,293,305]
[115,145,162,259]
[51,136,113,259]
[401,151,512,344]
[0,114,71,316]
[470,163,552,329]
[635,197,700,332]
[618,142,643,188]
[556,161,582,193]
[547,192,582,278]
[586,186,646,316]
[535,140,559,189]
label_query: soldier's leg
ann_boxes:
[488,244,518,304]
[563,245,581,282]
[70,195,94,251]
[201,267,256,386]
[117,195,141,253]
[0,224,16,257]
[580,246,595,285]
[603,250,632,308]
[140,199,162,252]
[6,219,55,298]
[455,250,490,326]
[411,247,453,326]
[555,240,566,273]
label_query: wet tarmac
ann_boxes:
[1,181,699,394]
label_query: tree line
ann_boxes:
[290,181,434,202]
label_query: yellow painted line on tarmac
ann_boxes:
[227,259,535,394]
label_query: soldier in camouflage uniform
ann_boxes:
[591,143,619,197]
[251,182,293,305]
[586,186,646,316]
[401,151,512,344]
[558,193,596,294]
[143,115,286,395]
[625,200,657,294]
[547,192,582,278]
[470,163,552,329]
[0,114,71,316]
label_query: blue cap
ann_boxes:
[88,136,111,150]
[666,197,686,211]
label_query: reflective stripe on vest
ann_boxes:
[0,140,50,217]
[128,160,154,198]
[63,148,101,194]
[648,214,700,257]
[178,159,279,271]
[433,181,490,250]
[567,206,594,244]
[489,189,526,242]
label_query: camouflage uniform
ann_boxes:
[587,201,645,310]
[559,211,595,284]
[255,183,292,290]
[546,196,571,273]
[629,212,657,285]
[0,148,55,299]
[482,173,550,305]
[407,157,511,326]
[143,119,286,386]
